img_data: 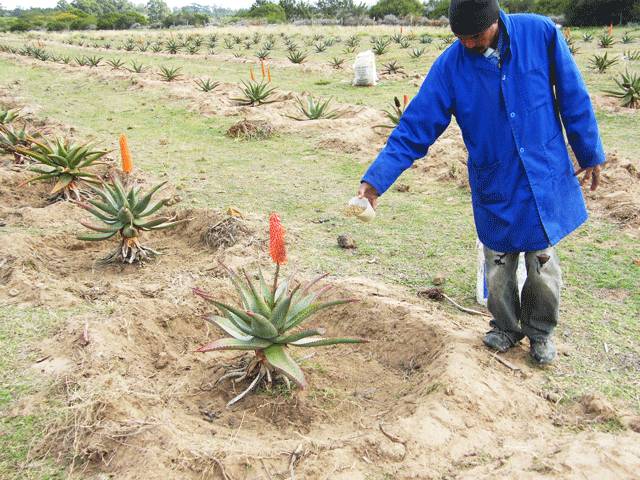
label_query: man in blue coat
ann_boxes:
[357,0,605,364]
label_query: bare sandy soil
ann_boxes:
[1,56,639,479]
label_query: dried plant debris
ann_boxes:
[225,120,275,141]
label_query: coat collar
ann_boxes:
[498,10,512,58]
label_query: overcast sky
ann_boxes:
[2,0,378,9]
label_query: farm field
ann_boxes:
[0,22,639,479]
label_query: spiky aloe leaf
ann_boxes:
[246,311,279,339]
[285,299,358,331]
[79,220,121,233]
[77,231,119,241]
[289,336,368,347]
[242,269,271,317]
[195,288,255,335]
[77,202,117,223]
[194,288,274,336]
[220,264,259,312]
[87,198,119,216]
[258,267,274,307]
[288,283,332,320]
[196,337,272,352]
[133,216,173,229]
[132,181,167,215]
[274,328,325,344]
[204,315,252,341]
[263,344,306,388]
[50,174,74,194]
[138,199,170,217]
[271,284,300,332]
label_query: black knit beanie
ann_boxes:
[449,0,500,36]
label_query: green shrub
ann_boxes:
[370,0,424,18]
[9,19,33,32]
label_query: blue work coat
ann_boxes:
[362,11,606,253]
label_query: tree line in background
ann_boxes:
[0,0,638,32]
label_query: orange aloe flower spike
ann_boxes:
[119,134,133,174]
[250,66,255,81]
[267,65,272,83]
[403,95,409,108]
[261,60,266,79]
[269,213,287,265]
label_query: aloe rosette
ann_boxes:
[18,138,109,200]
[194,213,367,406]
[77,177,181,264]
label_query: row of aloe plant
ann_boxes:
[0,106,368,405]
[0,108,179,262]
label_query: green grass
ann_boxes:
[0,306,73,479]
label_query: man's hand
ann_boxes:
[358,181,380,209]
[574,165,602,191]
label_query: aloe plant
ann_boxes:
[390,33,404,44]
[18,138,109,201]
[382,60,405,75]
[232,79,277,106]
[598,33,615,48]
[193,215,367,406]
[128,61,148,73]
[621,32,633,44]
[420,34,433,44]
[409,47,426,58]
[255,48,270,60]
[329,57,345,69]
[604,69,640,108]
[376,95,409,129]
[287,49,308,64]
[106,58,125,70]
[588,52,618,73]
[165,38,179,54]
[624,49,640,61]
[158,66,182,82]
[372,37,391,55]
[288,96,341,121]
[77,178,182,263]
[194,78,221,92]
[345,35,360,48]
[0,108,20,125]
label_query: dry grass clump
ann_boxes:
[200,215,252,250]
[35,373,158,474]
[225,119,275,141]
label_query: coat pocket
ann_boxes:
[470,159,505,204]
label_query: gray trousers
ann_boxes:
[484,246,562,341]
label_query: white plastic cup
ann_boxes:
[347,197,376,222]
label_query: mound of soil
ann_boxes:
[584,150,640,230]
